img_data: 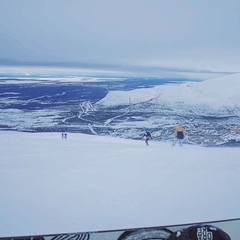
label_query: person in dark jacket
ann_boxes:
[142,130,152,146]
[172,123,186,146]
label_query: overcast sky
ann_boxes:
[1,0,240,71]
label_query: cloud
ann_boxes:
[0,0,240,71]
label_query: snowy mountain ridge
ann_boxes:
[96,73,240,110]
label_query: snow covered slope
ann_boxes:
[96,73,240,110]
[0,131,240,237]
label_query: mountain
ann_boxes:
[96,73,240,110]
[94,73,240,146]
[1,72,240,146]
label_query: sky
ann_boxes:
[0,131,240,239]
[1,0,240,72]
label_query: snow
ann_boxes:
[96,73,240,108]
[0,131,240,238]
[1,71,240,238]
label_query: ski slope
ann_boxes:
[0,131,239,237]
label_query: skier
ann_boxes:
[172,123,186,146]
[62,132,67,139]
[64,132,67,139]
[142,130,152,146]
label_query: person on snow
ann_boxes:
[62,132,67,139]
[142,130,152,146]
[172,123,186,146]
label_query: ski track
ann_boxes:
[104,111,130,126]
